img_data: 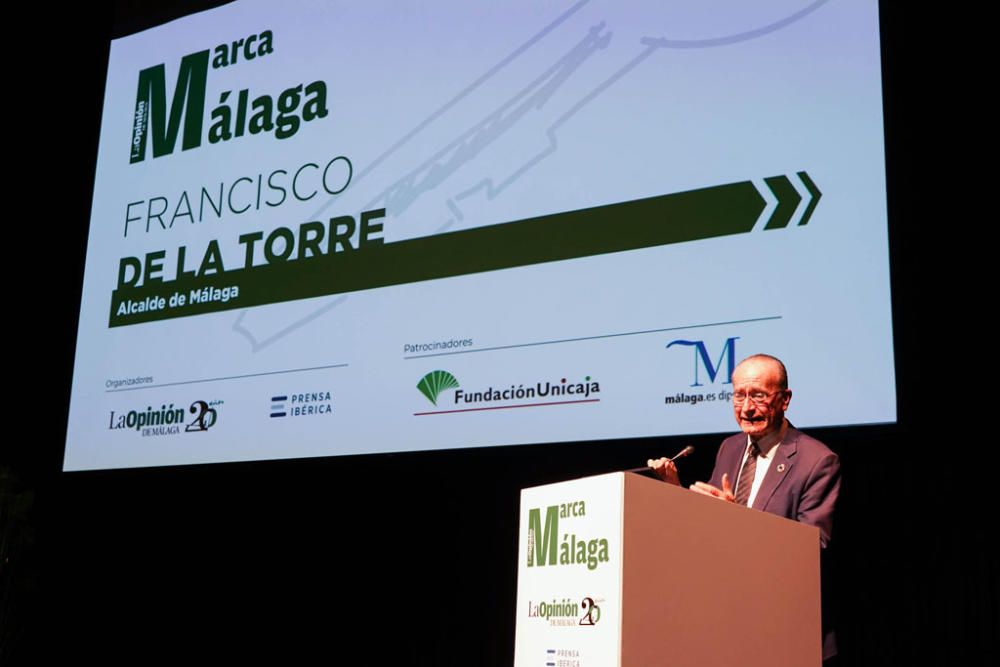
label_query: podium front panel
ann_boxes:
[513,473,626,667]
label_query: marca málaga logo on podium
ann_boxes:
[526,501,609,571]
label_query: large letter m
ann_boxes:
[667,337,739,387]
[129,50,210,164]
[526,506,558,567]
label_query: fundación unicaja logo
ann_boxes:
[416,370,460,405]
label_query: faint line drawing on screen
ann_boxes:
[230,0,832,352]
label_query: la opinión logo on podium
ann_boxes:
[526,596,602,627]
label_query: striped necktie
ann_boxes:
[734,442,761,506]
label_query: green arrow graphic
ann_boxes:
[109,173,820,327]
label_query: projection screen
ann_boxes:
[64,0,894,470]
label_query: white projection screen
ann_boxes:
[64,0,895,470]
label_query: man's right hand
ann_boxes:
[689,473,736,503]
[647,457,680,486]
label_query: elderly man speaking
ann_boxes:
[648,353,840,546]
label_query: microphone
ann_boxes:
[623,445,695,474]
[669,445,694,462]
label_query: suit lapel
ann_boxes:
[751,428,798,511]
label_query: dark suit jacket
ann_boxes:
[708,425,841,548]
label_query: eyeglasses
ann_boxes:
[732,390,783,405]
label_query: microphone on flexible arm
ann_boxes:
[623,445,695,475]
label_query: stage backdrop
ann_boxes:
[65,0,894,470]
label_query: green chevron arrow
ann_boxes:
[796,171,822,226]
[763,175,802,230]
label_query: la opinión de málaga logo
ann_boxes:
[416,370,460,406]
[108,399,221,437]
[526,596,601,627]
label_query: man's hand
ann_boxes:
[689,473,736,503]
[647,457,680,486]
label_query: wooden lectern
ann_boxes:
[513,472,821,666]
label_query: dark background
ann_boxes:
[3,2,995,664]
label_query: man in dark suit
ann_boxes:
[702,421,840,548]
[647,353,840,539]
[648,353,841,660]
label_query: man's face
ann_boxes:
[731,358,792,440]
